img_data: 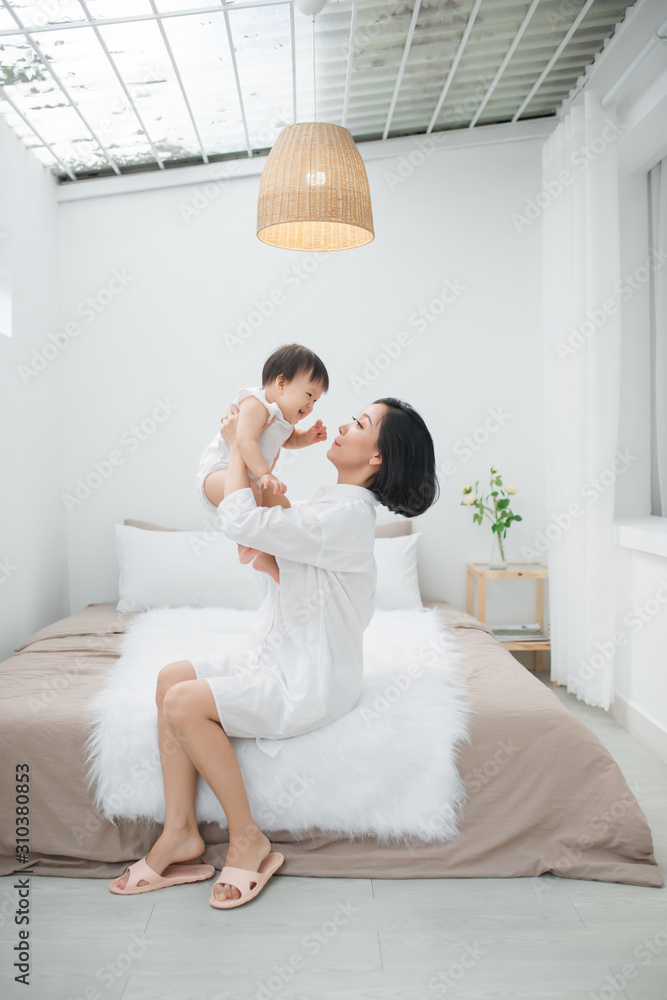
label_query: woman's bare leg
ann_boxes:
[161,676,272,901]
[110,661,206,890]
[111,661,272,900]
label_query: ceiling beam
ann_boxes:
[77,0,165,171]
[148,0,209,164]
[382,0,421,141]
[341,0,357,129]
[512,0,595,122]
[222,6,253,157]
[469,0,541,129]
[0,1,291,37]
[426,0,484,134]
[289,0,297,124]
[55,118,555,201]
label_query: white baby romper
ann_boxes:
[190,483,379,757]
[195,386,295,513]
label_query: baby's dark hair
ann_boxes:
[369,397,440,517]
[262,344,329,393]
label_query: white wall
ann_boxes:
[0,116,64,663]
[57,135,545,626]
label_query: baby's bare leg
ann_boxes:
[238,480,263,563]
[247,485,287,582]
[251,552,280,584]
[203,468,227,507]
[240,484,288,563]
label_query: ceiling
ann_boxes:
[0,0,635,184]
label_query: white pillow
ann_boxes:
[374,533,423,610]
[115,525,267,612]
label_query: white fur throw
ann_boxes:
[85,606,470,844]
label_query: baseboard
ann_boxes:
[611,693,667,763]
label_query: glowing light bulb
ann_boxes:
[306,171,326,186]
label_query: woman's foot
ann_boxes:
[111,828,206,891]
[213,828,272,902]
[238,544,260,565]
[251,551,280,584]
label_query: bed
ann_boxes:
[0,565,662,886]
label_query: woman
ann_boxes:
[110,397,438,907]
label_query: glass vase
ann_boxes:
[489,530,508,570]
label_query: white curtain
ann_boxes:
[649,158,667,516]
[541,90,623,709]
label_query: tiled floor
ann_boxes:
[1,674,665,1000]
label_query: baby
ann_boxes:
[196,343,329,580]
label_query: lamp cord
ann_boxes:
[312,14,317,122]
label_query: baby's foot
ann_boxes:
[238,544,260,565]
[252,552,280,584]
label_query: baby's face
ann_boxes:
[275,373,324,424]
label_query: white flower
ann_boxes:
[461,484,473,494]
[462,493,478,505]
[490,465,498,473]
[505,483,519,494]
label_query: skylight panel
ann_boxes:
[0,0,638,180]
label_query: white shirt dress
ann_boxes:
[191,484,379,757]
[195,386,294,512]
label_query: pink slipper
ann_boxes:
[109,857,215,895]
[209,852,284,909]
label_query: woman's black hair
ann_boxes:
[262,344,329,393]
[368,398,439,517]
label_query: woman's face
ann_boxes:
[326,401,386,482]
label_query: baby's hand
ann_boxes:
[259,473,287,496]
[306,419,327,444]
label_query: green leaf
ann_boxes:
[514,515,522,522]
[497,498,510,509]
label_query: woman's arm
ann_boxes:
[218,487,373,572]
[218,406,370,571]
[222,409,280,582]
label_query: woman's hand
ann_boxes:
[219,403,240,448]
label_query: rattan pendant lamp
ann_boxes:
[256,0,374,251]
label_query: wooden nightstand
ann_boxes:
[466,562,551,673]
